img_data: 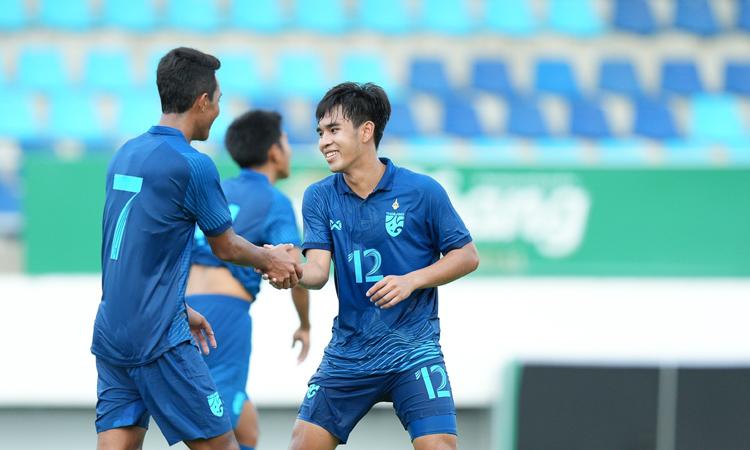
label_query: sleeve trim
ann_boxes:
[440,235,473,256]
[202,220,232,238]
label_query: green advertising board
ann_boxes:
[23,155,750,276]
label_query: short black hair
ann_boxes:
[316,82,391,148]
[225,110,283,168]
[156,47,220,114]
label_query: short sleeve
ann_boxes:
[183,153,232,237]
[265,191,302,247]
[301,184,332,253]
[428,179,472,255]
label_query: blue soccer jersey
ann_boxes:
[302,158,472,377]
[92,126,232,366]
[191,169,302,298]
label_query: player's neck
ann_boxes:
[252,165,278,184]
[343,152,385,199]
[158,113,196,142]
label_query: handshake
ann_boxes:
[257,243,304,289]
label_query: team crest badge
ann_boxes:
[207,392,224,417]
[385,199,405,237]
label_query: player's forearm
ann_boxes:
[292,286,311,329]
[299,261,329,290]
[407,242,479,290]
[217,233,268,268]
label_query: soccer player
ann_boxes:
[187,110,312,450]
[91,48,301,450]
[283,82,480,450]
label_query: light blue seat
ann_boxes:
[17,47,69,91]
[598,59,642,97]
[507,97,549,137]
[0,91,38,140]
[340,54,394,93]
[0,179,20,214]
[229,0,285,32]
[724,61,750,95]
[689,95,746,143]
[102,0,158,31]
[165,0,221,32]
[633,97,680,139]
[534,59,580,98]
[217,53,265,98]
[739,0,750,32]
[48,91,105,141]
[569,98,611,138]
[387,101,419,139]
[612,0,657,34]
[471,58,515,97]
[0,0,27,30]
[84,49,135,93]
[661,60,703,96]
[409,58,453,99]
[276,53,326,98]
[547,0,604,37]
[294,0,348,33]
[117,90,160,136]
[674,0,719,36]
[443,96,483,138]
[38,0,93,30]
[420,0,473,34]
[485,0,536,35]
[356,0,411,33]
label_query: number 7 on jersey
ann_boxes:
[110,174,143,261]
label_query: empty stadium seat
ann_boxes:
[294,0,349,33]
[507,98,549,137]
[409,58,453,98]
[661,60,703,95]
[546,0,603,37]
[276,53,326,98]
[534,59,580,97]
[229,0,285,32]
[102,0,158,31]
[569,98,611,138]
[216,53,264,97]
[484,0,537,35]
[443,97,483,138]
[0,179,19,214]
[598,59,643,97]
[16,47,69,91]
[387,101,419,138]
[0,0,27,30]
[356,0,412,33]
[420,0,473,34]
[612,0,657,34]
[739,0,750,32]
[38,0,93,30]
[674,0,719,36]
[165,0,221,32]
[0,91,38,140]
[48,91,105,141]
[633,97,680,139]
[84,49,136,92]
[724,61,750,95]
[471,59,515,97]
[689,95,746,143]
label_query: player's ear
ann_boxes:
[360,121,375,144]
[194,92,210,113]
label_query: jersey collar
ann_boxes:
[335,157,397,196]
[148,125,187,141]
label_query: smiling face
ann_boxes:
[316,105,367,173]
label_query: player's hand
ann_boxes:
[366,274,417,309]
[262,244,302,289]
[292,326,311,364]
[187,306,217,355]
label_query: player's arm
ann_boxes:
[366,242,479,309]
[298,249,332,290]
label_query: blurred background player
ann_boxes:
[187,110,312,450]
[92,48,301,450]
[282,82,480,450]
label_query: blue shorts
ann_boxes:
[187,294,252,428]
[297,360,457,444]
[95,341,232,445]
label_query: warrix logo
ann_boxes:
[385,198,405,237]
[330,219,342,231]
[207,392,224,417]
[307,384,321,399]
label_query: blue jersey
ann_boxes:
[191,169,301,298]
[302,158,472,377]
[92,126,232,367]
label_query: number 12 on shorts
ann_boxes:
[415,365,451,400]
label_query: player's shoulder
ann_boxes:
[394,165,445,194]
[270,185,295,210]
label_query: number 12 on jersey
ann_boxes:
[110,174,143,261]
[347,249,384,283]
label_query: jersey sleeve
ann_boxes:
[264,191,302,247]
[301,184,332,253]
[183,153,232,237]
[428,179,472,255]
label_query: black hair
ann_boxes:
[315,82,391,148]
[225,110,283,168]
[156,47,220,114]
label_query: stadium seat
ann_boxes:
[387,101,419,139]
[340,54,394,93]
[48,91,105,141]
[569,98,611,138]
[294,0,348,33]
[484,0,537,35]
[507,97,549,137]
[471,58,515,97]
[84,49,136,93]
[661,60,704,95]
[674,0,719,36]
[633,97,680,139]
[0,179,19,214]
[38,0,93,30]
[0,91,38,140]
[408,58,453,99]
[598,59,643,97]
[612,0,657,34]
[101,0,158,31]
[724,61,750,95]
[420,0,473,34]
[546,0,604,37]
[534,59,580,98]
[216,53,264,98]
[276,53,326,98]
[229,0,285,32]
[165,0,221,32]
[443,96,483,138]
[739,0,750,32]
[117,90,161,136]
[356,0,412,33]
[16,47,69,91]
[689,95,746,143]
[0,0,27,30]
